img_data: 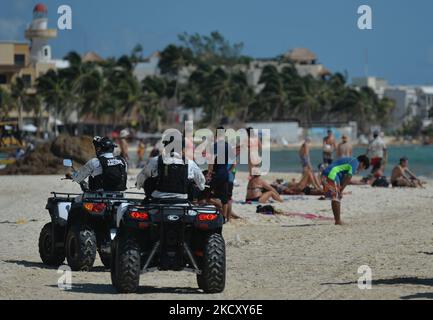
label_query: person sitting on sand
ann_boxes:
[272,171,324,196]
[321,155,370,225]
[246,175,283,203]
[391,157,423,188]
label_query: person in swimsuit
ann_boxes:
[337,135,353,159]
[246,127,262,177]
[391,157,423,188]
[298,137,322,190]
[299,137,312,169]
[246,175,283,203]
[323,130,337,165]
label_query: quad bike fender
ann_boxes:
[46,197,72,227]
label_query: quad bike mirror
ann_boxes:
[63,159,73,167]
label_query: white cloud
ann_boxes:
[0,18,26,40]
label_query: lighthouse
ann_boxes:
[24,3,57,64]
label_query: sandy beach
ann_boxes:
[1,171,433,300]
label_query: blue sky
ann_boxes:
[1,0,433,85]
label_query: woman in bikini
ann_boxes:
[246,175,283,203]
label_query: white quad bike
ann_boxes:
[38,159,142,271]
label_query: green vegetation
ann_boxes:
[1,31,396,134]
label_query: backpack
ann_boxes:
[372,176,390,188]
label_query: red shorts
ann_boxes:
[321,176,341,202]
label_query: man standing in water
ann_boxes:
[337,135,353,158]
[321,156,370,225]
[367,130,387,176]
[323,129,337,165]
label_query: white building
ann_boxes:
[352,76,388,98]
[416,86,433,124]
[133,52,161,82]
[383,86,418,129]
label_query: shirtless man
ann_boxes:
[323,130,337,165]
[299,137,322,190]
[391,157,423,188]
[337,135,353,159]
[246,175,283,203]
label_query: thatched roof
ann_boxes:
[285,48,317,63]
[82,51,104,63]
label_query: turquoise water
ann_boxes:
[237,145,433,178]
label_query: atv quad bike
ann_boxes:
[111,199,226,293]
[38,159,141,271]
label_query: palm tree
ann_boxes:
[10,77,26,130]
[0,87,12,121]
[37,69,68,135]
[257,65,289,121]
[141,76,168,131]
[202,67,232,125]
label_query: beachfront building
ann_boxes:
[0,41,34,89]
[246,48,330,93]
[0,3,69,130]
[0,3,69,90]
[383,86,418,130]
[416,86,433,126]
[352,76,389,98]
[133,52,161,81]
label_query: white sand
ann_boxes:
[1,172,433,300]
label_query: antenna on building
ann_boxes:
[364,48,369,78]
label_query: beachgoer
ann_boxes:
[137,139,146,168]
[321,155,370,225]
[149,143,160,158]
[272,172,324,196]
[246,175,283,203]
[391,157,423,188]
[247,127,262,176]
[337,135,353,159]
[119,129,130,162]
[207,127,235,221]
[367,130,387,176]
[323,129,337,165]
[299,137,312,170]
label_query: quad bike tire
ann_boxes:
[112,230,141,293]
[197,233,226,293]
[38,222,65,266]
[98,248,111,269]
[65,225,97,271]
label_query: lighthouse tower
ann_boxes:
[25,3,57,64]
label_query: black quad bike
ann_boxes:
[111,199,226,294]
[38,159,141,271]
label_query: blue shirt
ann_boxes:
[322,157,359,183]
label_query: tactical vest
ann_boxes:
[88,156,127,191]
[155,156,188,194]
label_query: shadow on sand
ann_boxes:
[3,259,107,272]
[48,283,201,295]
[322,277,433,300]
